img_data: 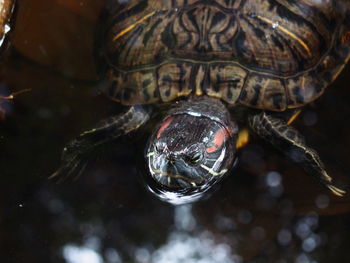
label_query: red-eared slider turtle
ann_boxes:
[53,0,350,197]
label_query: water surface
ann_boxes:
[1,1,350,262]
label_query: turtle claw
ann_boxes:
[326,184,347,197]
[50,158,89,183]
[50,141,93,182]
[321,171,346,197]
[249,112,346,197]
[51,106,151,182]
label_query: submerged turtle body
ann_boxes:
[54,0,350,201]
[102,0,350,110]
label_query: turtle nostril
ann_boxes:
[164,152,178,163]
[166,155,175,163]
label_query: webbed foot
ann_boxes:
[249,111,346,196]
[51,105,151,181]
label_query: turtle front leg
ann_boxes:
[248,111,346,196]
[51,105,151,181]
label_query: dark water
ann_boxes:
[1,0,350,262]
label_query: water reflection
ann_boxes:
[315,195,330,209]
[145,185,207,205]
[143,165,229,205]
[141,148,239,204]
[58,204,246,263]
[63,243,103,263]
[133,205,242,263]
[50,196,346,263]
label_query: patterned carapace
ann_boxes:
[101,0,350,110]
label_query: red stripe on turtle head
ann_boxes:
[157,117,174,139]
[206,126,233,153]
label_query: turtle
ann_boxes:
[52,0,350,197]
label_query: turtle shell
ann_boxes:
[100,0,350,111]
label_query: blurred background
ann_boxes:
[0,0,350,262]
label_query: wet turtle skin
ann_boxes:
[54,0,350,201]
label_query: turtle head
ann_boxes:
[146,109,238,194]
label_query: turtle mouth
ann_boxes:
[146,153,207,189]
[149,168,205,189]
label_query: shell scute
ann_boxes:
[206,64,247,104]
[285,71,325,108]
[102,0,350,110]
[240,74,287,111]
[157,63,193,102]
[106,69,159,105]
